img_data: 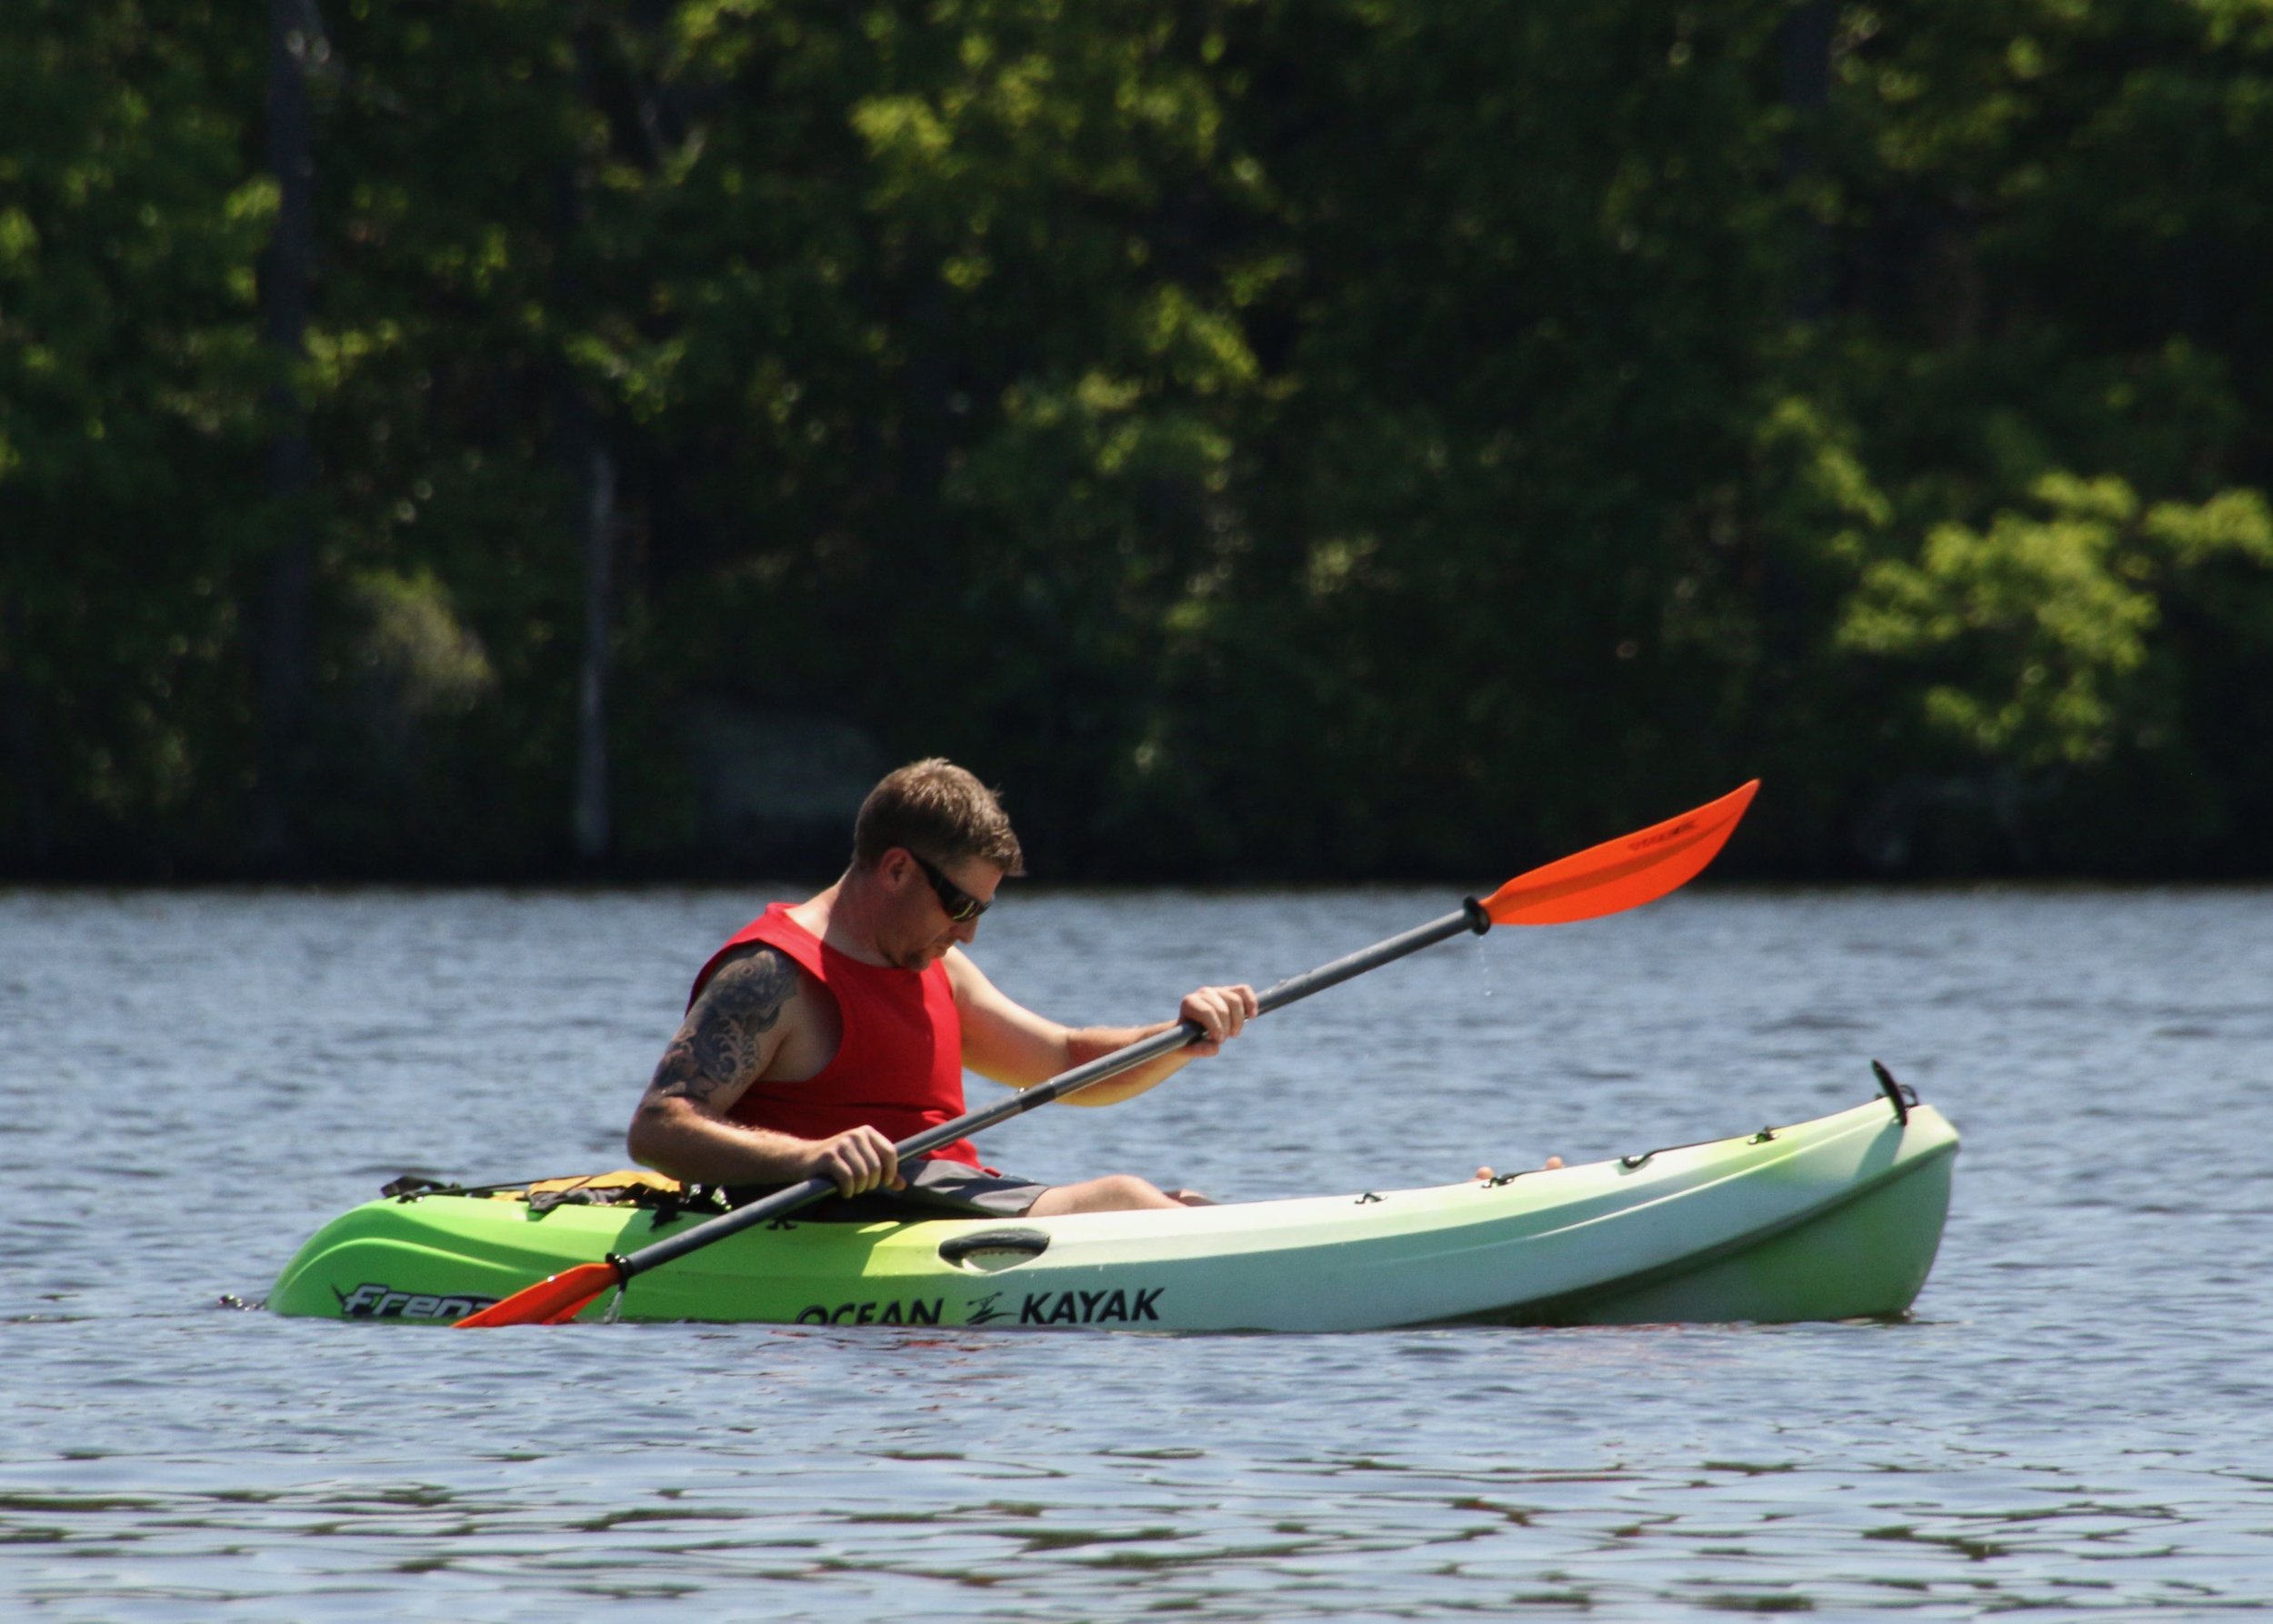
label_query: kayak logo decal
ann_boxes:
[790,1288,1165,1327]
[1019,1287,1162,1325]
[795,1298,944,1327]
[335,1281,498,1320]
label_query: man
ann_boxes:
[626,758,1259,1217]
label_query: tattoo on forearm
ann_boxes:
[647,947,798,1106]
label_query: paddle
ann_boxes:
[456,778,1759,1328]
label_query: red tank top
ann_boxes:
[687,904,978,1167]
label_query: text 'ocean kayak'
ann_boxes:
[267,1086,1956,1332]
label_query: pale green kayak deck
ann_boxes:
[269,1094,1957,1331]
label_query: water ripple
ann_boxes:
[7,887,2273,1617]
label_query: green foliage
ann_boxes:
[7,0,2273,877]
[0,1,267,870]
[1837,474,2273,769]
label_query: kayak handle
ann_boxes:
[1870,1059,1914,1127]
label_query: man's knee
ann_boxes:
[1026,1174,1181,1216]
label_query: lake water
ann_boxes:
[5,883,2272,1618]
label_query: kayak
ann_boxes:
[266,1086,1957,1330]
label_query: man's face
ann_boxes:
[884,849,1005,970]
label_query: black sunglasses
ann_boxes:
[909,851,991,923]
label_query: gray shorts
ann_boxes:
[726,1157,1050,1222]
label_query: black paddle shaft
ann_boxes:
[613,898,1491,1281]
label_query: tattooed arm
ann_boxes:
[625,946,901,1195]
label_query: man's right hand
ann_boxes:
[805,1126,904,1197]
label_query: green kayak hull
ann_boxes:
[267,1094,1957,1331]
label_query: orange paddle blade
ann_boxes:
[453,1260,620,1328]
[1480,780,1758,927]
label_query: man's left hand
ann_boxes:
[1179,984,1259,1056]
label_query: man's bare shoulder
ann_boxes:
[940,945,1012,1007]
[939,943,977,986]
[698,941,806,1010]
[646,944,808,1108]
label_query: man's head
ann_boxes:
[852,758,1026,877]
[847,760,1025,967]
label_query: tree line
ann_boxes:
[5,0,2272,882]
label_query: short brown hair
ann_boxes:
[853,758,1026,876]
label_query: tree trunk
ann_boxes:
[255,0,318,872]
[552,35,616,867]
[574,443,616,863]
